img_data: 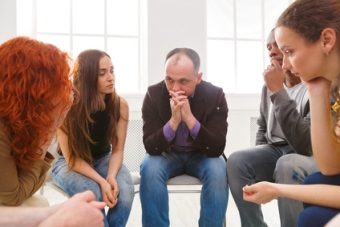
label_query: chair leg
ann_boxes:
[223,217,226,227]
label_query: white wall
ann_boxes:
[0,0,16,44]
[147,0,206,86]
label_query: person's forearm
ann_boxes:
[107,150,123,179]
[71,157,106,185]
[276,184,340,209]
[185,115,196,130]
[272,89,312,156]
[169,117,180,131]
[309,90,340,175]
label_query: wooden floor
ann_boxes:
[42,184,280,227]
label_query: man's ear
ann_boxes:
[196,72,203,84]
[320,28,337,54]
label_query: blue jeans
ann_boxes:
[139,151,228,227]
[227,145,319,227]
[297,172,340,227]
[52,153,134,227]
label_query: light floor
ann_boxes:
[42,184,280,227]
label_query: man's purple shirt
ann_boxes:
[163,90,201,152]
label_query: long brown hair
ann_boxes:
[61,49,120,168]
[0,37,73,170]
[277,0,340,123]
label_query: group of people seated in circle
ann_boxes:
[1,0,340,226]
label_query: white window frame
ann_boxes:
[206,0,294,94]
[17,0,146,95]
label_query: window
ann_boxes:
[16,0,144,94]
[207,0,292,93]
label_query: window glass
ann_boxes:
[207,0,234,38]
[236,41,263,93]
[236,0,262,39]
[16,0,33,36]
[107,0,138,36]
[72,36,105,58]
[207,0,291,93]
[37,0,70,33]
[264,0,289,37]
[37,35,70,53]
[264,45,271,67]
[16,0,141,94]
[73,0,105,35]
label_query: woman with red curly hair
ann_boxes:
[0,36,74,206]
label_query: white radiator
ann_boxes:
[250,117,259,147]
[123,117,145,172]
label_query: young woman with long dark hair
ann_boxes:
[52,49,134,227]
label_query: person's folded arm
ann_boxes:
[0,121,53,206]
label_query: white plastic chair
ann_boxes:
[167,174,227,227]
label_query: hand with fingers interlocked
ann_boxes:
[169,90,196,130]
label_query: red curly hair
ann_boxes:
[0,36,73,170]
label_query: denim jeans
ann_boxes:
[297,172,340,227]
[139,151,228,227]
[52,152,134,227]
[227,145,319,227]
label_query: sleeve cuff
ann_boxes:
[44,151,55,164]
[189,120,201,140]
[163,121,176,143]
[270,89,290,106]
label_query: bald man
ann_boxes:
[140,47,229,227]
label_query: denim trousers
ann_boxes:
[297,172,340,227]
[52,152,134,227]
[139,151,228,227]
[227,144,319,227]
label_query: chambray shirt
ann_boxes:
[163,90,201,152]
